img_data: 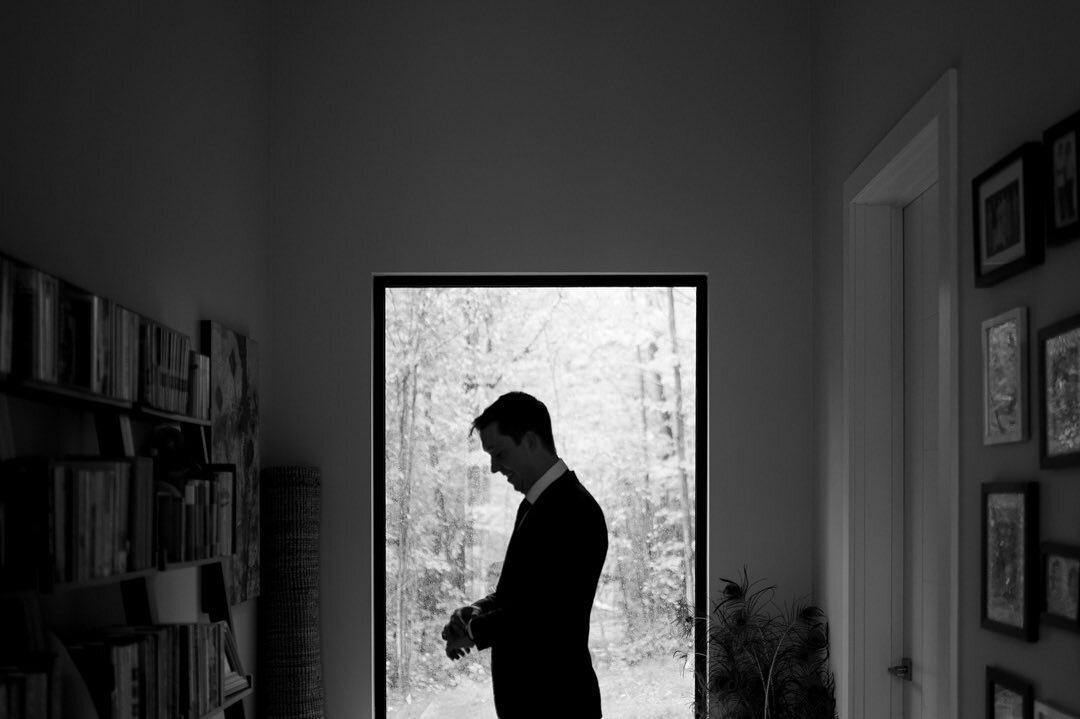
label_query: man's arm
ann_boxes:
[442,592,499,659]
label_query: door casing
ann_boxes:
[839,69,959,719]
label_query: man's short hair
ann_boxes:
[471,391,556,453]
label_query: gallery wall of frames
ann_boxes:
[977,107,1080,719]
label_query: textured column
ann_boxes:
[258,465,325,719]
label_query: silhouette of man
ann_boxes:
[442,391,608,718]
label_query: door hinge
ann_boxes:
[888,657,912,681]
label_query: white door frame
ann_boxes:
[839,69,959,718]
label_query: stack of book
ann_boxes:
[0,593,53,719]
[0,256,213,422]
[12,267,60,384]
[0,668,50,719]
[220,622,250,700]
[68,621,239,719]
[0,458,155,589]
[57,286,111,394]
[139,319,192,415]
[154,472,232,565]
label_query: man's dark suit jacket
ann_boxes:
[468,470,608,719]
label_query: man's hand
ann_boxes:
[442,605,479,660]
[444,631,475,660]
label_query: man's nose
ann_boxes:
[490,459,500,474]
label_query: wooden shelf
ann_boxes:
[50,567,157,593]
[0,377,210,427]
[0,376,133,412]
[138,404,211,427]
[163,556,228,571]
[223,684,254,709]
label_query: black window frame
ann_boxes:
[373,273,708,717]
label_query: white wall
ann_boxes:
[0,3,272,713]
[813,1,1080,713]
[267,1,814,715]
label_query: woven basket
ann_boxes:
[258,466,325,719]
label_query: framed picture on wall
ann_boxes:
[1038,313,1080,468]
[1041,542,1080,633]
[1044,110,1080,245]
[982,481,1040,641]
[987,666,1034,719]
[973,143,1045,287]
[1036,701,1080,719]
[982,307,1028,445]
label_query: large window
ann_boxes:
[375,276,706,718]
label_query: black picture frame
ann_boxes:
[1041,542,1080,633]
[987,666,1034,719]
[981,481,1040,642]
[1038,313,1080,468]
[982,307,1029,445]
[973,143,1045,287]
[1044,110,1080,245]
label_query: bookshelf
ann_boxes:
[0,254,254,719]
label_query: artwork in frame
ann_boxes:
[1036,701,1080,719]
[1044,110,1080,245]
[981,481,1039,641]
[1041,542,1080,633]
[983,307,1029,445]
[987,667,1034,719]
[973,143,1045,287]
[203,320,261,603]
[1038,313,1080,468]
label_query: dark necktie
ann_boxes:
[514,498,532,531]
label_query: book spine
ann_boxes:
[0,257,14,375]
[50,464,65,584]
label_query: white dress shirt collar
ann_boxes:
[525,458,567,505]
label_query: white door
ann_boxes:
[840,68,958,719]
[901,183,939,719]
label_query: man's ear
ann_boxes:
[522,430,540,451]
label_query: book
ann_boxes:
[0,256,15,376]
[111,306,140,401]
[138,318,194,415]
[2,458,155,587]
[128,458,154,572]
[58,286,112,394]
[154,481,184,565]
[219,621,249,697]
[0,460,52,590]
[13,267,60,383]
[0,592,48,664]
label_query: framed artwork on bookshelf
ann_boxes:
[203,320,260,603]
[982,307,1028,445]
[987,666,1033,719]
[1038,313,1080,468]
[1041,542,1080,633]
[982,481,1039,642]
[1036,701,1080,719]
[973,143,1045,287]
[1044,110,1080,245]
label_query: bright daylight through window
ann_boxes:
[380,282,701,718]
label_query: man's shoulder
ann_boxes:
[545,472,605,517]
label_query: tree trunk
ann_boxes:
[667,287,695,609]
[394,363,420,693]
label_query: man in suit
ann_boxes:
[441,391,609,719]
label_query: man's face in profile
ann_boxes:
[480,422,537,495]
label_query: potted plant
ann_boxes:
[674,568,837,719]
